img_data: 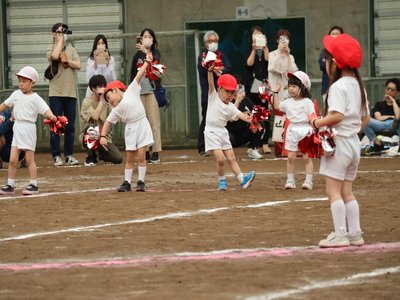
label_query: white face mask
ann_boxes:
[63,34,68,42]
[142,38,153,49]
[208,42,218,52]
[97,44,106,50]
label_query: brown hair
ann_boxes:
[275,29,291,44]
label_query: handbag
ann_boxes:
[44,60,59,80]
[153,85,170,108]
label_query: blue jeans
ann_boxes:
[49,97,77,158]
[363,118,400,141]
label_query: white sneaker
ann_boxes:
[348,232,364,246]
[65,155,80,165]
[284,178,296,189]
[319,232,350,248]
[53,156,63,166]
[301,181,313,190]
[248,148,263,160]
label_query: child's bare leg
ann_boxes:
[125,151,136,169]
[212,149,226,177]
[7,147,20,182]
[24,150,37,181]
[286,151,296,174]
[224,149,241,176]
[136,146,147,167]
[303,153,313,175]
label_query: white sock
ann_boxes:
[219,176,226,181]
[237,173,244,183]
[330,200,347,237]
[345,199,361,235]
[7,178,16,187]
[287,173,294,180]
[305,173,313,183]
[138,166,146,182]
[124,169,133,183]
[29,180,38,186]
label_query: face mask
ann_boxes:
[208,42,218,52]
[142,39,153,49]
[97,44,106,50]
[63,34,68,42]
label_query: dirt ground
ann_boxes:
[0,148,399,299]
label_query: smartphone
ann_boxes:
[255,35,266,47]
[279,35,288,45]
[237,84,245,93]
[136,36,142,44]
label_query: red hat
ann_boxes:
[323,33,362,69]
[217,74,237,91]
[103,80,127,96]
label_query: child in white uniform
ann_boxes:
[205,68,256,190]
[310,34,370,248]
[100,54,154,192]
[0,66,57,195]
[273,71,315,190]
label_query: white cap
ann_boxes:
[288,71,311,90]
[16,66,39,83]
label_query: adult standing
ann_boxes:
[197,30,231,156]
[130,28,162,164]
[85,34,116,97]
[245,25,271,154]
[318,25,344,100]
[47,23,81,166]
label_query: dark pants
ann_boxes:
[249,93,271,146]
[197,101,207,153]
[86,143,123,164]
[49,96,77,158]
[229,129,263,149]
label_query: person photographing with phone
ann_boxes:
[47,22,81,166]
[85,34,117,97]
[245,25,272,155]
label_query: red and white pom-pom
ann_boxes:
[249,105,271,133]
[258,83,274,105]
[298,126,336,158]
[44,116,68,136]
[83,126,100,150]
[201,51,224,70]
[145,62,166,81]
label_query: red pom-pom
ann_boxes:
[83,126,100,150]
[249,105,271,133]
[44,116,68,135]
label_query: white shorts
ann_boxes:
[124,117,154,151]
[12,121,36,151]
[285,123,313,152]
[204,126,232,152]
[319,135,360,181]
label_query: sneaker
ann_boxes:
[248,148,263,160]
[22,184,39,195]
[319,232,350,248]
[136,180,145,192]
[301,181,313,190]
[218,179,227,191]
[150,152,160,164]
[0,184,15,195]
[285,178,296,189]
[348,232,364,246]
[117,180,131,192]
[53,156,63,166]
[65,155,79,165]
[262,145,272,154]
[84,157,96,167]
[241,171,256,189]
[198,150,210,157]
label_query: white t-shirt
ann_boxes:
[106,79,146,124]
[279,97,314,123]
[205,89,241,128]
[4,90,50,123]
[327,76,369,137]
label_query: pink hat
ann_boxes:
[323,33,362,69]
[288,71,311,90]
[217,74,237,91]
[16,66,39,83]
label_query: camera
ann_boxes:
[136,36,142,44]
[63,28,72,34]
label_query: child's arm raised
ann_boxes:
[207,66,215,95]
[134,52,153,84]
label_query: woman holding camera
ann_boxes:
[245,25,271,155]
[129,28,162,164]
[85,34,116,97]
[47,22,81,166]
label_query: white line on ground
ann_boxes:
[244,265,400,300]
[0,197,327,242]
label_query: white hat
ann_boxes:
[288,71,311,90]
[16,66,39,83]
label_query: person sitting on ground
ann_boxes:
[363,78,400,151]
[226,83,264,160]
[0,109,26,169]
[79,74,123,166]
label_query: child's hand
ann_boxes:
[146,52,153,62]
